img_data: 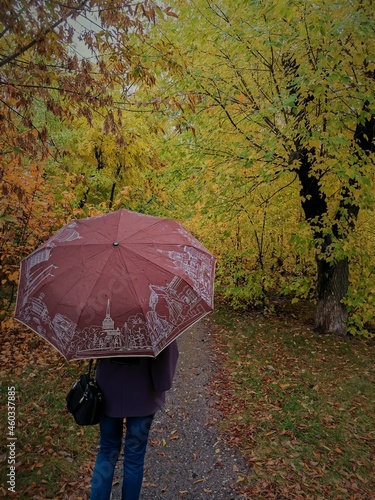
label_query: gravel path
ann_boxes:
[111,320,249,499]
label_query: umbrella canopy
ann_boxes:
[14,209,216,361]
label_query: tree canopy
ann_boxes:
[0,0,174,320]
[139,0,375,334]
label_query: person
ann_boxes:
[90,341,179,500]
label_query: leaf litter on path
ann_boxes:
[111,319,250,499]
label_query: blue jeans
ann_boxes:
[90,414,154,500]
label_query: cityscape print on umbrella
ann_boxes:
[157,244,214,305]
[70,275,207,357]
[19,221,81,309]
[19,275,207,358]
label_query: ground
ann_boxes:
[1,305,373,499]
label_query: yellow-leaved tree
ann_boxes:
[141,0,375,335]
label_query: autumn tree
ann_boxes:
[0,0,175,321]
[50,111,166,212]
[145,0,375,335]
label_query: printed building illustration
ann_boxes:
[101,300,122,348]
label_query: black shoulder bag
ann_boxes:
[66,360,103,426]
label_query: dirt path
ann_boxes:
[111,319,249,499]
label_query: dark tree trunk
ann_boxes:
[109,162,123,209]
[284,59,374,335]
[315,257,349,335]
[296,151,350,335]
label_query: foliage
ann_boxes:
[46,110,165,213]
[342,209,375,336]
[141,0,375,335]
[0,143,69,323]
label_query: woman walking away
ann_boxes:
[90,341,179,500]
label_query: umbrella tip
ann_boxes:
[113,241,119,246]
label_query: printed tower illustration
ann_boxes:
[102,300,122,347]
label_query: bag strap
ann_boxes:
[88,359,97,378]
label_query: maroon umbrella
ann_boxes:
[14,209,216,361]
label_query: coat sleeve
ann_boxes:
[150,341,179,392]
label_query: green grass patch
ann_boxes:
[211,305,375,499]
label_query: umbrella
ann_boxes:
[14,209,216,361]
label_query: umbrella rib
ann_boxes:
[56,247,113,326]
[115,247,152,328]
[74,211,162,244]
[123,243,208,292]
[116,211,165,241]
[122,245,180,281]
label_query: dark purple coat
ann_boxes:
[96,341,179,418]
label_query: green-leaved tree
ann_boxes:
[147,0,375,334]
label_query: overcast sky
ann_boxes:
[69,11,101,59]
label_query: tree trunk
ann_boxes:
[284,61,373,336]
[315,257,349,335]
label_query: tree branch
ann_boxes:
[0,0,89,69]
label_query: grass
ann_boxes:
[0,330,99,499]
[210,303,375,499]
[1,303,374,499]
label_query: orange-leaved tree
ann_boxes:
[0,0,176,322]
